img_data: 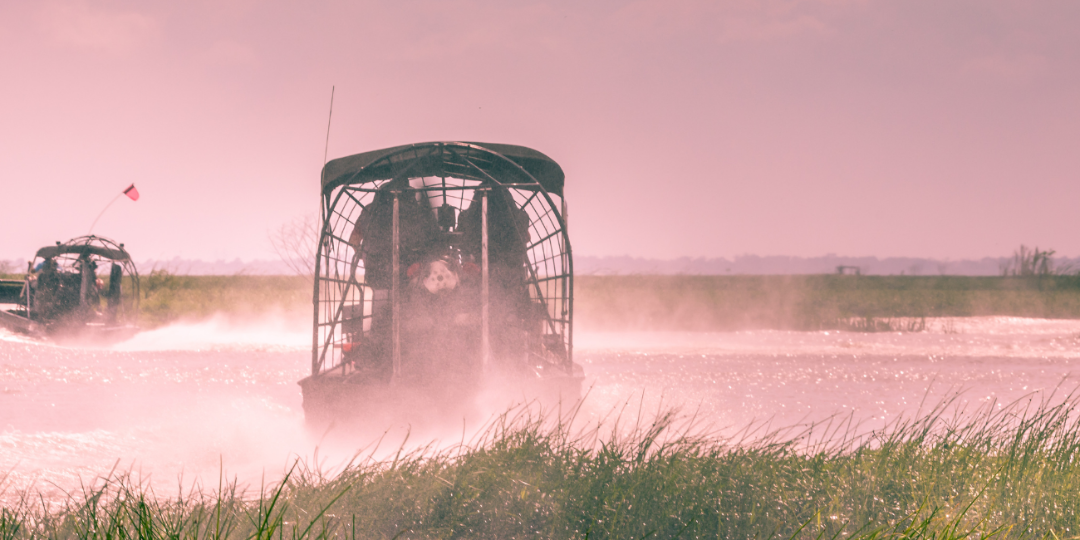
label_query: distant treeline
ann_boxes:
[0,257,296,276]
[576,254,1080,276]
[5,253,1078,277]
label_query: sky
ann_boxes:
[1,0,1078,263]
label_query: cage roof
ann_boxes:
[35,244,130,261]
[321,141,565,197]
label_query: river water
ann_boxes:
[3,316,1080,505]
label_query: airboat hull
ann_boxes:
[299,369,584,431]
[0,309,138,343]
[0,309,41,335]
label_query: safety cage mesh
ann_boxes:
[313,164,572,378]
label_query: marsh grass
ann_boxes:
[137,273,311,327]
[12,272,1080,332]
[7,395,1080,538]
[66,273,1080,331]
[576,275,1080,331]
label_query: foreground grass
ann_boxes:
[7,397,1080,539]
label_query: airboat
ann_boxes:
[299,141,582,426]
[0,235,140,342]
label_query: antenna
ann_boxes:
[323,86,335,167]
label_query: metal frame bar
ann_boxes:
[391,193,401,379]
[480,190,490,371]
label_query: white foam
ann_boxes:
[111,314,309,352]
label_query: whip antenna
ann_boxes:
[323,86,335,166]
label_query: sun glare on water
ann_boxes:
[2,316,1080,508]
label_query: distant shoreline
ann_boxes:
[9,273,1064,331]
[7,254,1079,277]
[574,254,1080,277]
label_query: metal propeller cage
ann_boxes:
[312,143,572,380]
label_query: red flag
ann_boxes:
[123,184,140,201]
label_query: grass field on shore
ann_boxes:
[576,274,1080,331]
[134,271,312,327]
[115,272,1080,330]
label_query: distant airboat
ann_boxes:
[299,141,582,426]
[0,235,140,342]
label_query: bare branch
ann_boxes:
[268,214,318,277]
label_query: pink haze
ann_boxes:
[1,0,1078,263]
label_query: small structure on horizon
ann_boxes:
[837,265,861,275]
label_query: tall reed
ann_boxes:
[7,394,1080,538]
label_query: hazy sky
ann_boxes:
[2,0,1078,262]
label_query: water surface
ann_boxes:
[3,316,1079,504]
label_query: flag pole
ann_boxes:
[89,184,139,234]
[88,193,124,235]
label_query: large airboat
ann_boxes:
[299,142,582,426]
[0,235,140,342]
